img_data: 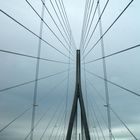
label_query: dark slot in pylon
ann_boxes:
[66,50,90,140]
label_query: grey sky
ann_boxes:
[0,0,140,140]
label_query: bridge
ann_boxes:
[0,0,140,139]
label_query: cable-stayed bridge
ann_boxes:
[0,0,140,139]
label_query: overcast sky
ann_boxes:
[0,0,140,140]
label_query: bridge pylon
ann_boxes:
[66,50,90,140]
